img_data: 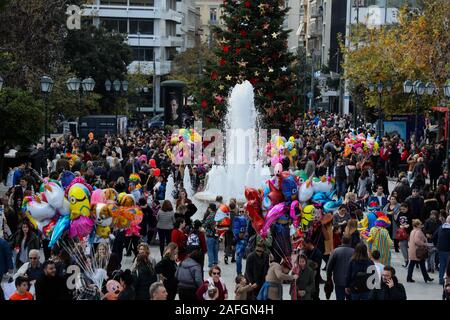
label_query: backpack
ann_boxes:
[187,231,200,247]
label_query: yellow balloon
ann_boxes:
[289,136,295,143]
[290,148,297,157]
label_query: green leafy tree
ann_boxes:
[0,88,45,181]
[194,0,297,129]
[63,24,132,114]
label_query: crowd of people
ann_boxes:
[0,112,450,301]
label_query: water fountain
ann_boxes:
[194,81,271,204]
[183,165,194,198]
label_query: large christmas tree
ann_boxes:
[195,0,297,128]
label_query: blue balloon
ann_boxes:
[60,171,75,189]
[48,215,70,248]
[323,198,343,213]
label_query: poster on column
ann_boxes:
[163,87,183,127]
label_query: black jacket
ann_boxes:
[245,251,269,288]
[118,285,136,300]
[155,257,178,293]
[368,277,407,300]
[132,263,157,300]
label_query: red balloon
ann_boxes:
[149,159,156,168]
[246,200,264,233]
[268,180,284,205]
[153,168,161,177]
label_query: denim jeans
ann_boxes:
[351,291,369,300]
[206,236,219,267]
[438,251,450,285]
[336,180,347,198]
[236,250,244,275]
[335,286,350,300]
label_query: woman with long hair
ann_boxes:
[94,243,110,270]
[155,242,179,300]
[156,200,175,257]
[132,251,158,300]
[345,243,374,300]
[383,195,400,252]
[11,221,40,268]
[343,219,360,248]
[290,254,314,300]
[407,219,434,283]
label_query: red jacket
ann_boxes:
[171,229,187,261]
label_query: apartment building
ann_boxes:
[82,0,200,113]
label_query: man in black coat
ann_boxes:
[405,188,425,221]
[369,266,407,300]
[245,243,269,299]
[393,178,411,204]
[35,260,71,300]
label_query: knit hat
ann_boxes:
[375,215,391,228]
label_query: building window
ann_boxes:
[100,18,128,33]
[209,8,217,22]
[166,47,178,61]
[129,0,155,6]
[130,19,154,34]
[132,47,154,61]
[166,0,176,10]
[100,0,127,5]
[166,21,177,36]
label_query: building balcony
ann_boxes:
[308,25,322,38]
[209,19,218,25]
[127,34,183,47]
[82,4,182,23]
[127,60,172,75]
[310,6,323,18]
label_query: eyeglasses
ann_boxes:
[212,272,221,276]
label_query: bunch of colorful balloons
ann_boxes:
[167,128,204,164]
[265,135,298,167]
[21,173,144,249]
[343,132,379,158]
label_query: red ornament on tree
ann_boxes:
[235,47,241,54]
[265,92,274,100]
[223,45,230,53]
[201,100,208,109]
[219,58,226,66]
[244,42,250,49]
[240,30,247,38]
[244,1,251,8]
[211,70,218,80]
[250,78,259,86]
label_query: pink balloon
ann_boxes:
[261,203,287,237]
[271,155,280,167]
[69,216,94,239]
[290,200,300,228]
[90,189,105,206]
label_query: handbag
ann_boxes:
[416,245,428,260]
[395,228,409,241]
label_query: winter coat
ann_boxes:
[155,257,178,295]
[327,244,355,287]
[156,210,175,230]
[346,259,374,292]
[368,276,407,300]
[408,228,427,261]
[245,251,269,289]
[434,223,450,252]
[293,265,315,300]
[132,263,157,300]
[176,257,203,290]
[265,262,295,300]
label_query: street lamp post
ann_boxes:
[404,80,425,144]
[444,81,450,170]
[40,76,54,159]
[368,80,391,138]
[105,79,128,135]
[0,76,3,91]
[67,77,95,113]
